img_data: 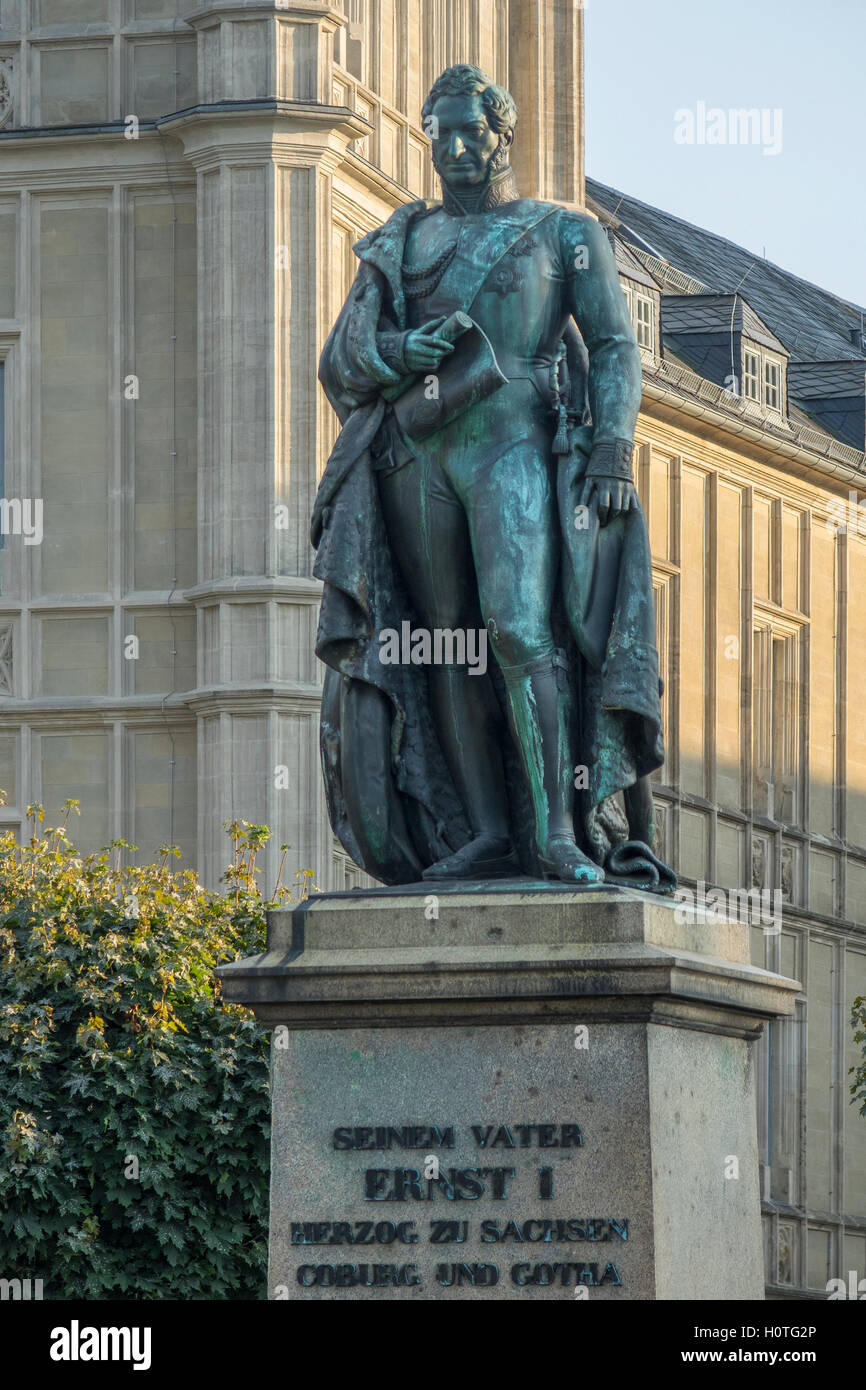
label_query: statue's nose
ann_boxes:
[448,134,466,158]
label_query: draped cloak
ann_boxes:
[311,197,674,890]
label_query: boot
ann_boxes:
[421,664,520,881]
[624,775,655,848]
[500,652,604,884]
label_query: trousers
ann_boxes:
[377,379,559,673]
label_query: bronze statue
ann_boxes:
[312,64,674,892]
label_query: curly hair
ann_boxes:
[421,64,517,136]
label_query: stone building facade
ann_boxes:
[0,0,582,889]
[0,0,862,1298]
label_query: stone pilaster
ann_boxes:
[166,2,368,890]
[508,0,585,207]
[186,1,346,105]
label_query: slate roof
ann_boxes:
[787,361,866,398]
[662,293,787,354]
[787,362,866,449]
[607,231,660,291]
[587,177,866,366]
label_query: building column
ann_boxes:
[508,0,584,206]
[167,1,367,891]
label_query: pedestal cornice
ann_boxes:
[218,885,801,1038]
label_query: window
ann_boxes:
[742,344,785,413]
[764,356,781,411]
[635,294,654,350]
[621,282,656,353]
[743,350,761,402]
[753,624,801,823]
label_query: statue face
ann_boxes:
[428,93,509,188]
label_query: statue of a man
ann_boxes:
[312,64,674,891]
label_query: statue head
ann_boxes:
[421,65,517,193]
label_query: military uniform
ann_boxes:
[314,176,671,888]
[371,194,641,676]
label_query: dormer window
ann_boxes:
[764,357,781,411]
[622,282,656,353]
[742,342,785,414]
[634,294,654,350]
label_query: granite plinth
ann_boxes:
[217,883,800,1300]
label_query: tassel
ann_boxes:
[550,340,570,454]
[552,404,570,455]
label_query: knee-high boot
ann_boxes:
[500,651,604,884]
[420,664,520,881]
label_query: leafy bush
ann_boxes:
[0,802,294,1300]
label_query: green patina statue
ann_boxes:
[312,64,675,892]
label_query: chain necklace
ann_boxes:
[401,235,460,300]
[400,166,520,300]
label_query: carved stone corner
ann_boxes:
[0,59,14,132]
[0,623,13,696]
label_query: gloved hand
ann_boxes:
[576,437,637,527]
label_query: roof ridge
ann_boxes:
[586,176,866,319]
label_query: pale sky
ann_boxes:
[585,0,866,309]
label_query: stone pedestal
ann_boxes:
[217,882,800,1300]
